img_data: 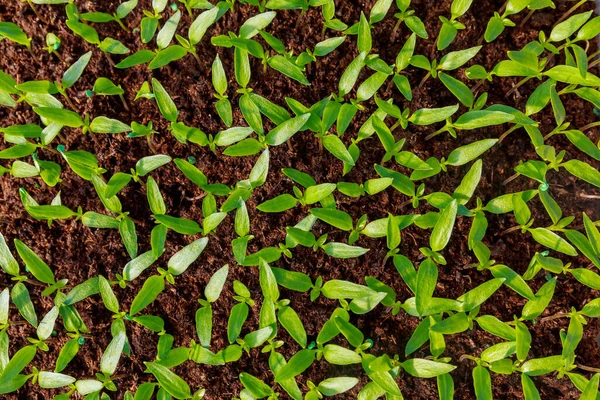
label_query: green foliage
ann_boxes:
[1,1,600,399]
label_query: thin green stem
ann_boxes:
[114,17,130,32]
[580,120,600,132]
[418,71,431,88]
[390,19,402,42]
[519,9,534,27]
[52,50,65,63]
[502,172,520,186]
[587,48,600,61]
[119,94,130,111]
[425,124,449,140]
[498,125,518,143]
[577,364,600,373]
[579,192,600,200]
[499,225,521,236]
[505,76,533,97]
[62,92,78,111]
[554,0,588,26]
[390,121,402,132]
[588,57,600,70]
[471,79,487,94]
[540,312,568,322]
[27,0,47,23]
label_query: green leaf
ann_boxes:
[130,275,165,315]
[66,20,100,44]
[119,217,138,258]
[37,371,76,389]
[304,183,336,204]
[257,194,298,212]
[0,345,36,384]
[259,258,280,301]
[11,283,36,327]
[570,268,600,290]
[151,78,178,122]
[520,355,563,376]
[445,139,498,166]
[90,116,131,134]
[240,11,276,38]
[522,278,556,320]
[239,372,273,398]
[452,110,515,130]
[189,7,219,44]
[99,275,119,313]
[99,38,130,55]
[456,278,503,312]
[37,306,59,340]
[544,65,600,87]
[401,359,456,378]
[529,228,577,256]
[314,36,346,57]
[438,46,481,70]
[0,22,30,47]
[321,242,368,259]
[490,265,535,299]
[549,10,593,42]
[144,362,191,399]
[322,135,355,165]
[357,12,372,54]
[310,208,353,231]
[146,177,166,215]
[75,379,103,395]
[63,277,100,305]
[136,154,172,176]
[14,239,54,284]
[168,238,208,276]
[439,72,473,107]
[562,159,600,188]
[214,126,253,147]
[92,78,124,96]
[409,105,458,126]
[323,344,362,365]
[521,374,541,400]
[154,214,201,235]
[321,280,375,299]
[33,107,83,128]
[149,46,188,69]
[430,199,458,252]
[0,234,19,276]
[228,302,249,343]
[100,331,126,376]
[115,50,156,69]
[318,377,359,396]
[416,257,437,316]
[453,159,482,205]
[274,349,316,382]
[339,52,367,96]
[205,264,229,302]
[157,10,181,49]
[62,51,92,89]
[265,114,310,146]
[55,339,79,373]
[473,365,492,399]
[123,251,156,281]
[278,306,307,348]
[268,55,310,85]
[564,130,600,161]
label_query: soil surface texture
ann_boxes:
[1,0,600,399]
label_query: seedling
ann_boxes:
[3,2,600,400]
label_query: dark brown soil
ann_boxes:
[1,0,600,399]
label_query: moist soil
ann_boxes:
[1,0,600,399]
